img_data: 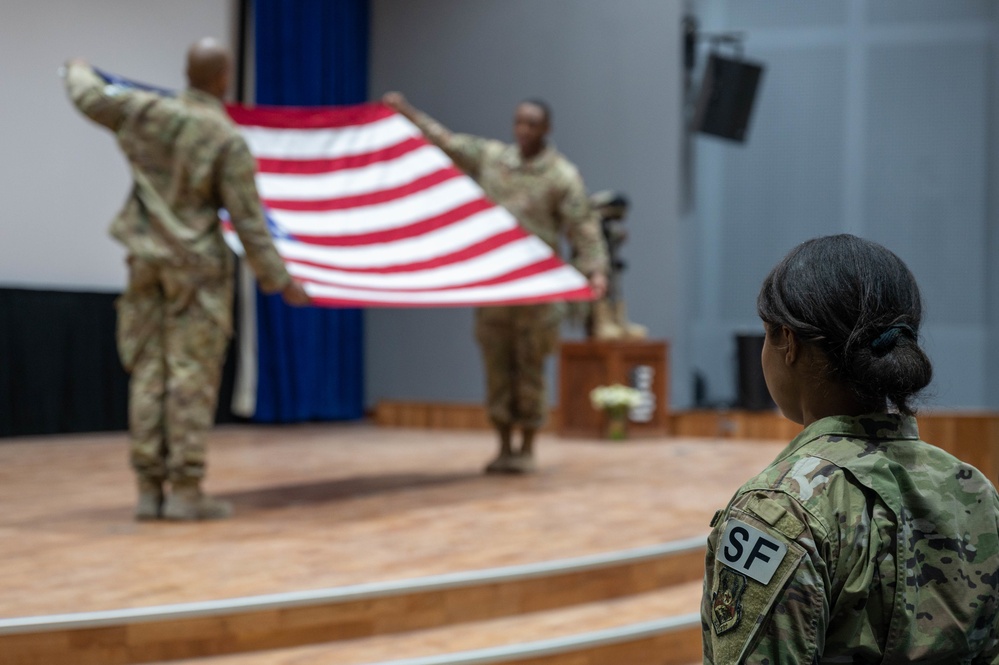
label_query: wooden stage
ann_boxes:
[1,413,995,665]
[0,423,790,665]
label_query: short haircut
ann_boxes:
[519,98,552,124]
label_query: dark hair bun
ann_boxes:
[757,234,932,415]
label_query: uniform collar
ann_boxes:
[776,413,919,463]
[181,88,226,111]
[501,143,555,171]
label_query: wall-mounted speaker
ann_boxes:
[692,53,764,143]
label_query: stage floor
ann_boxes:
[0,424,783,620]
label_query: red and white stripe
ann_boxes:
[224,103,593,308]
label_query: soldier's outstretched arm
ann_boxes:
[381,91,490,177]
[62,59,137,131]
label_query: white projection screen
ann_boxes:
[0,1,234,291]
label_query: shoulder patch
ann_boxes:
[719,518,788,584]
[711,567,748,634]
[704,514,807,664]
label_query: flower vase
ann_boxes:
[605,406,629,440]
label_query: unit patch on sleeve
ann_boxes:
[711,567,748,634]
[704,510,808,664]
[719,518,788,584]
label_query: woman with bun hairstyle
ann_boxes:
[702,234,999,664]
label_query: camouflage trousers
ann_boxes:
[116,257,233,483]
[474,304,560,430]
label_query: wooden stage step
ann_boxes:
[0,539,705,664]
[151,585,702,665]
[0,424,780,664]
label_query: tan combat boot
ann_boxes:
[614,301,648,339]
[484,424,517,474]
[163,480,233,521]
[508,428,538,474]
[135,477,164,521]
[591,299,624,339]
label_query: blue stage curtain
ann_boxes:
[251,0,368,422]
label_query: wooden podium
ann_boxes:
[557,339,670,438]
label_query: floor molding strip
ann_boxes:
[0,536,706,634]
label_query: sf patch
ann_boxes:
[712,567,748,634]
[704,511,806,664]
[719,518,788,584]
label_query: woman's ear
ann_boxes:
[781,325,799,365]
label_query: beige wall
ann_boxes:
[1,0,233,291]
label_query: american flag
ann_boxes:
[224,103,595,307]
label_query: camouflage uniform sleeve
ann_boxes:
[64,62,144,131]
[218,136,291,294]
[406,109,492,177]
[981,499,999,665]
[558,165,608,277]
[702,491,830,664]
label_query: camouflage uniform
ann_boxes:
[408,110,607,428]
[702,414,999,664]
[65,64,290,485]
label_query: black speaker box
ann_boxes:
[735,333,775,411]
[693,53,764,142]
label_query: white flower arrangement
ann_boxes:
[589,384,643,411]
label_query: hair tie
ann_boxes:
[870,323,914,354]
